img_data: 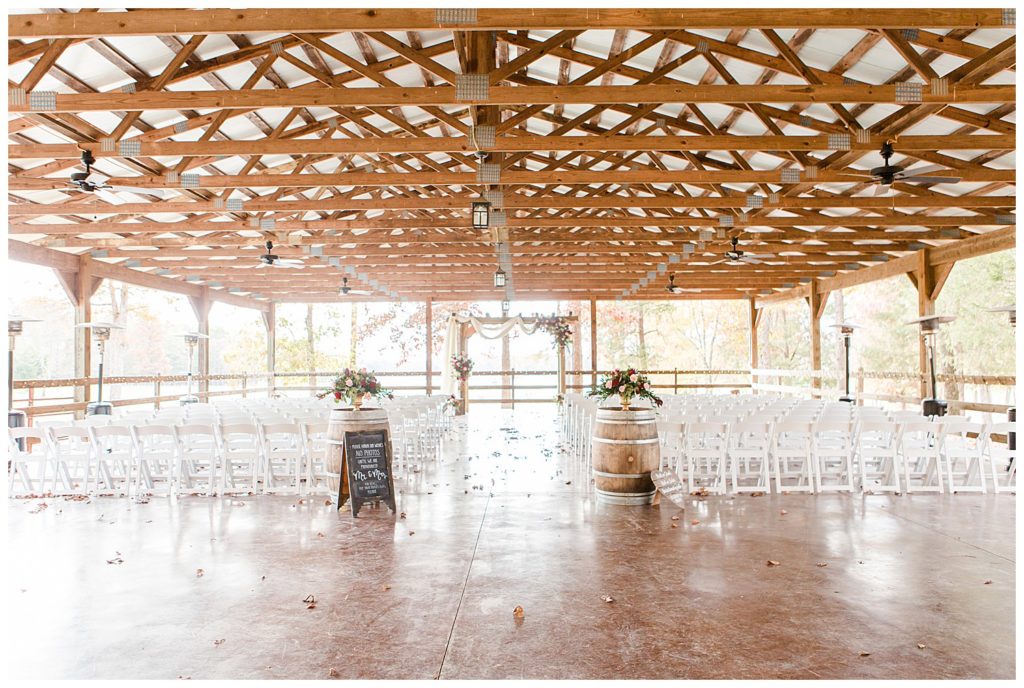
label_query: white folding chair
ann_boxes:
[727,420,773,493]
[300,421,331,495]
[899,421,944,493]
[130,425,180,495]
[684,421,729,494]
[771,420,815,494]
[811,419,855,493]
[9,427,70,496]
[984,422,1016,494]
[259,422,304,493]
[218,423,263,494]
[939,418,987,493]
[87,425,135,496]
[855,420,901,493]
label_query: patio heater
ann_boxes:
[987,305,1016,450]
[76,322,125,416]
[906,314,956,417]
[829,322,860,403]
[174,331,209,405]
[8,317,41,447]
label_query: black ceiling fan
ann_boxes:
[339,277,371,296]
[709,237,774,266]
[847,140,962,195]
[256,240,304,269]
[61,150,166,202]
[666,274,704,293]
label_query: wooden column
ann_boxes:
[748,297,761,392]
[262,302,276,397]
[424,298,433,395]
[590,298,598,387]
[188,287,211,399]
[55,255,101,417]
[911,249,955,399]
[806,281,829,398]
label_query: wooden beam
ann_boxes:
[13,133,1013,160]
[9,193,1012,218]
[9,84,1012,114]
[10,9,1010,38]
[8,239,270,312]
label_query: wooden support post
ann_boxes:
[915,249,936,399]
[424,298,433,395]
[262,302,276,397]
[806,281,829,398]
[749,297,761,392]
[590,298,598,387]
[188,287,212,399]
[59,255,102,418]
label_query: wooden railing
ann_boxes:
[12,367,1013,419]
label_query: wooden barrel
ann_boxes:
[325,407,390,503]
[591,407,661,505]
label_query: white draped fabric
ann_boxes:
[440,315,545,396]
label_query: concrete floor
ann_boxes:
[6,408,1016,680]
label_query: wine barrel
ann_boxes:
[591,407,661,505]
[325,406,390,503]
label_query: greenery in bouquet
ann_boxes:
[588,367,663,407]
[536,315,573,348]
[317,367,393,405]
[451,353,474,382]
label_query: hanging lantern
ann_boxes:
[472,200,491,229]
[493,267,507,288]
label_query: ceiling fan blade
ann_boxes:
[110,186,167,199]
[271,261,304,269]
[94,188,126,205]
[255,262,271,269]
[706,259,729,266]
[844,172,877,178]
[740,256,763,264]
[748,253,774,259]
[873,184,891,196]
[900,175,962,185]
[896,164,948,177]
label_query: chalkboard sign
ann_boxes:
[342,430,397,518]
[650,469,688,509]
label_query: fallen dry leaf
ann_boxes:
[690,519,700,525]
[766,560,781,567]
[408,531,415,536]
[671,523,679,528]
[780,510,788,515]
[303,594,317,609]
[106,552,124,565]
[317,532,325,539]
[213,638,225,646]
[859,651,871,657]
[400,512,407,519]
[816,562,828,568]
[328,668,339,678]
[381,585,391,592]
[323,498,332,506]
[984,580,993,585]
[196,568,205,577]
[298,498,307,505]
[917,643,926,649]
[601,595,614,603]
[670,515,680,521]
[512,605,525,619]
[750,491,765,497]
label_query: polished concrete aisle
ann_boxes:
[6,408,1016,680]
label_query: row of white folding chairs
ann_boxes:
[657,416,1015,495]
[8,421,338,498]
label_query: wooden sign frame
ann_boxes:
[339,429,397,518]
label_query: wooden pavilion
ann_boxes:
[6,7,1016,406]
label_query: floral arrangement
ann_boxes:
[451,353,474,382]
[588,367,663,409]
[317,367,393,408]
[536,315,573,348]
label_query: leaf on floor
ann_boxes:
[691,519,701,525]
[328,668,339,678]
[671,523,679,528]
[816,562,828,568]
[323,499,332,506]
[106,552,124,565]
[601,595,614,603]
[400,512,407,519]
[381,585,391,592]
[408,531,415,536]
[917,643,926,649]
[750,492,765,497]
[213,638,225,646]
[780,510,788,515]
[859,651,871,657]
[766,560,781,567]
[984,580,993,585]
[670,515,680,521]
[304,594,317,609]
[512,605,525,619]
[196,568,205,577]
[317,532,325,539]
